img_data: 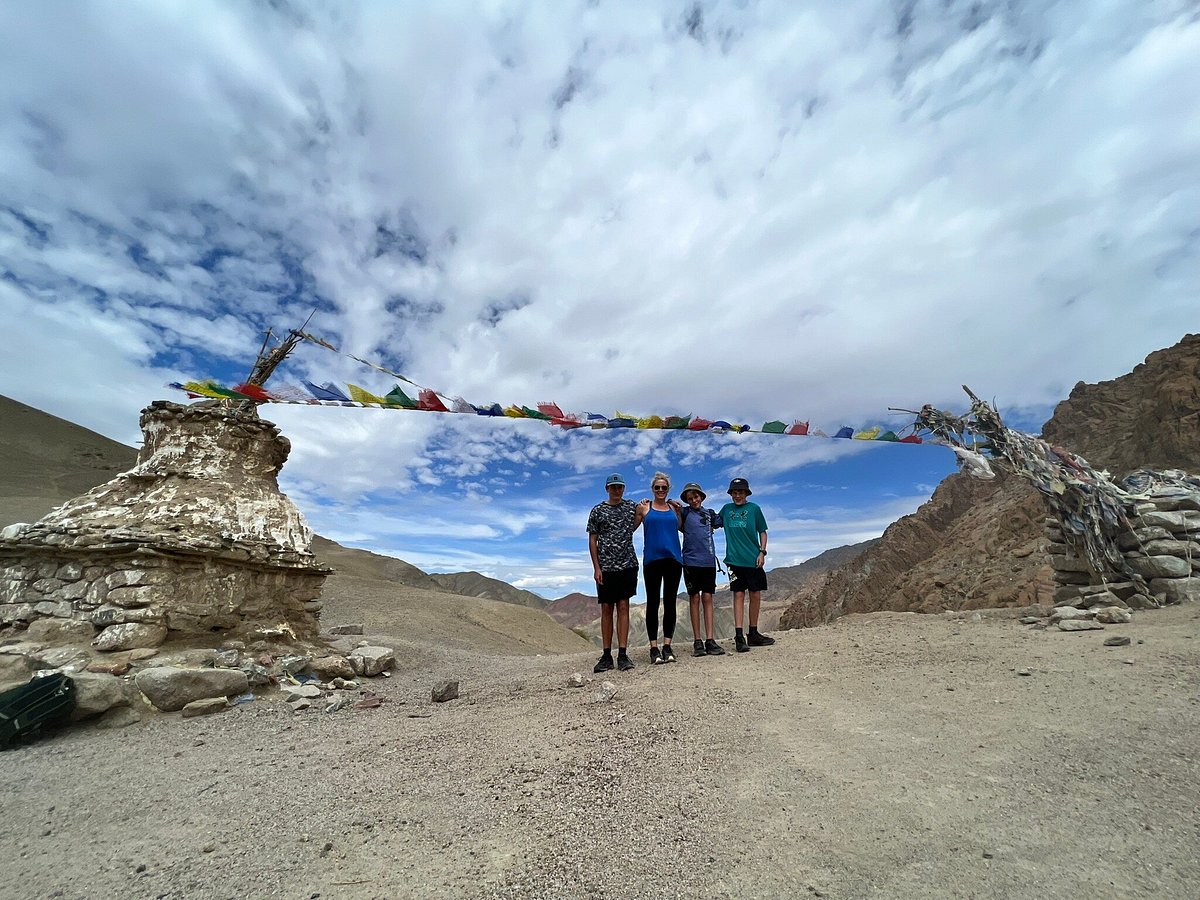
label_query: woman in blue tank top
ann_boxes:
[638,471,683,664]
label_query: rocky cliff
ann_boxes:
[780,334,1200,628]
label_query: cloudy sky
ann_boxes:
[2,1,1197,599]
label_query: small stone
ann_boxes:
[327,624,364,635]
[1123,659,1135,665]
[128,648,158,661]
[567,672,585,688]
[310,656,355,680]
[432,679,459,703]
[213,649,240,668]
[181,697,228,718]
[1104,635,1132,647]
[1057,619,1105,632]
[289,698,311,711]
[1019,616,1042,625]
[349,646,394,677]
[282,684,323,702]
[279,655,311,675]
[590,681,618,703]
[1016,668,1032,677]
[202,842,216,853]
[86,660,131,676]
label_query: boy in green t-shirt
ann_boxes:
[718,477,775,653]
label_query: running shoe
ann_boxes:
[649,646,662,665]
[661,644,676,664]
[594,653,614,673]
[692,640,707,657]
[704,638,725,656]
[735,634,750,653]
[617,654,635,671]
[748,630,776,646]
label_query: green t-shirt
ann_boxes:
[718,500,767,568]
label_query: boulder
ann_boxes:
[1057,619,1105,632]
[1094,606,1133,624]
[1149,578,1200,604]
[1049,607,1092,623]
[91,623,167,652]
[95,705,143,729]
[70,672,136,720]
[1126,556,1191,579]
[134,667,249,712]
[1135,510,1191,530]
[0,650,39,691]
[24,618,96,643]
[310,655,355,680]
[348,646,394,677]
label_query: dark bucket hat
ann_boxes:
[727,477,752,496]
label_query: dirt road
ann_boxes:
[3,606,1198,899]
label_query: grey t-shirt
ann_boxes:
[680,506,721,567]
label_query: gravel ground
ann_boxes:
[2,606,1199,900]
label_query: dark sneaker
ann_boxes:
[617,654,635,671]
[748,630,776,646]
[735,634,750,653]
[693,640,707,657]
[649,647,662,665]
[661,645,676,664]
[704,638,726,656]
[594,654,614,673]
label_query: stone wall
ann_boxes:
[0,401,329,648]
[1046,492,1200,612]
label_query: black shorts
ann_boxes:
[729,565,768,594]
[597,567,638,604]
[683,565,717,596]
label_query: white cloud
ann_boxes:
[2,1,1196,597]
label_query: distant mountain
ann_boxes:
[309,535,442,590]
[766,539,880,592]
[431,571,548,609]
[547,592,598,629]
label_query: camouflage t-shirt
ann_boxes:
[586,499,639,571]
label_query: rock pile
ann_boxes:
[0,623,399,729]
[1044,478,1199,624]
[0,401,329,646]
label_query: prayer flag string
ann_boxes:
[168,331,932,445]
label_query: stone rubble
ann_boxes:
[1035,478,1199,628]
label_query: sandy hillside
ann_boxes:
[0,395,137,525]
[3,606,1198,898]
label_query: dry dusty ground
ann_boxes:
[3,605,1199,900]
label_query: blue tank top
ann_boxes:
[643,506,683,564]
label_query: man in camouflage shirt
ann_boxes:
[586,473,647,672]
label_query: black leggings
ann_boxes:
[644,557,682,642]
